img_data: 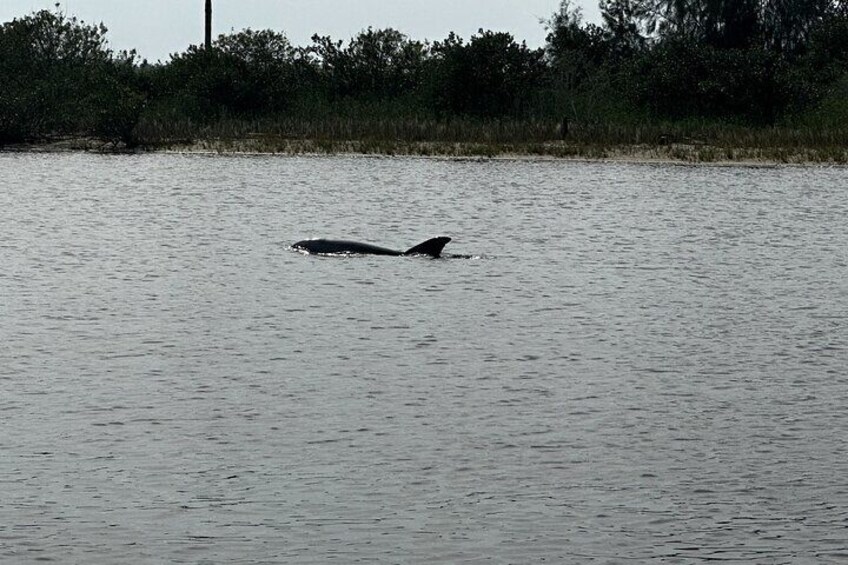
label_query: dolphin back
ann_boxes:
[293,239,400,255]
[404,237,452,258]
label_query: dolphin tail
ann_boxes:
[404,237,452,258]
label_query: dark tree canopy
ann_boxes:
[1,2,847,146]
[0,9,141,144]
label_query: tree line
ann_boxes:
[1,1,846,147]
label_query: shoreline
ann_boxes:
[3,137,846,166]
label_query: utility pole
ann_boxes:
[205,0,212,49]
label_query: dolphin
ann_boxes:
[293,237,451,258]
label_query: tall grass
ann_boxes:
[130,107,848,164]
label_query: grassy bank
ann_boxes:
[8,117,845,165]
[163,138,848,164]
[132,114,848,163]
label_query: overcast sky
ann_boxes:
[1,0,602,62]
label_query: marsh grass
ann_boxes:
[129,112,848,164]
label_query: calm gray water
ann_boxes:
[1,152,847,564]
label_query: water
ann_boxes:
[1,152,847,563]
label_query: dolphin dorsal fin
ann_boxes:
[404,237,451,258]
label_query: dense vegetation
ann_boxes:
[1,1,847,159]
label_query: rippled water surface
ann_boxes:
[2,153,847,563]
